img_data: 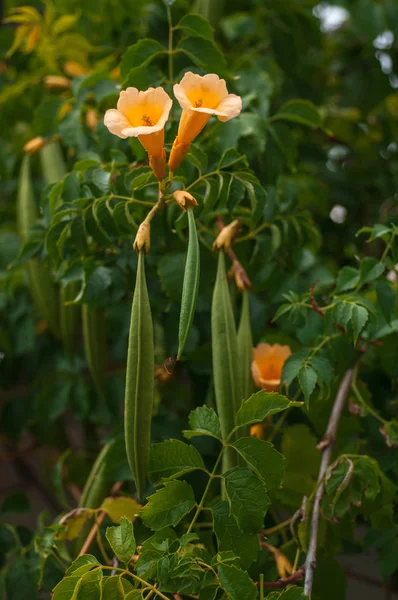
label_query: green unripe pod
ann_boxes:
[125,251,154,500]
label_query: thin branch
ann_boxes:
[255,567,305,589]
[303,367,355,598]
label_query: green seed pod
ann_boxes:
[17,155,60,337]
[79,442,112,509]
[211,251,240,473]
[60,281,80,357]
[237,289,254,401]
[125,251,154,500]
[82,305,107,407]
[177,207,200,360]
[39,140,67,186]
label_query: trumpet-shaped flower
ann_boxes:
[251,343,292,392]
[104,87,172,180]
[169,72,242,171]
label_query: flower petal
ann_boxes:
[104,109,131,139]
[216,94,243,122]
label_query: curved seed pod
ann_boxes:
[82,305,107,408]
[211,251,240,473]
[237,289,254,401]
[125,251,154,500]
[17,155,60,337]
[60,281,80,357]
[177,207,200,360]
[79,442,113,509]
[39,140,67,186]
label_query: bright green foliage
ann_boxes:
[1,0,397,598]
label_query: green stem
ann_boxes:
[263,517,293,536]
[351,364,387,424]
[110,194,156,206]
[100,567,169,600]
[186,448,224,534]
[381,231,396,263]
[166,5,173,88]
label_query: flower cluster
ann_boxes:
[104,72,242,181]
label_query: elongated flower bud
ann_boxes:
[133,222,151,253]
[213,219,241,251]
[173,190,198,210]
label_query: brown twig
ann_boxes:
[303,367,355,598]
[216,216,251,290]
[255,567,305,589]
[310,282,325,317]
[78,481,123,557]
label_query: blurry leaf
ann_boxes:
[106,516,136,564]
[53,14,80,35]
[358,257,384,285]
[120,39,165,79]
[218,564,257,600]
[379,420,398,448]
[1,491,30,515]
[231,437,284,490]
[92,168,111,194]
[351,305,368,344]
[140,480,196,530]
[177,13,214,40]
[223,467,269,533]
[100,497,141,524]
[56,508,94,540]
[272,99,321,128]
[298,365,318,405]
[149,439,206,482]
[178,36,226,75]
[336,266,360,293]
[375,281,396,322]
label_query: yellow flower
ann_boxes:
[104,87,172,181]
[169,72,242,171]
[251,343,292,392]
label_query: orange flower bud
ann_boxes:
[23,136,47,154]
[251,343,292,392]
[133,222,151,253]
[250,424,265,439]
[172,190,198,210]
[213,219,241,251]
[64,61,89,77]
[85,109,99,131]
[44,75,71,90]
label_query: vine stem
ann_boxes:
[100,566,169,600]
[303,367,355,597]
[186,448,224,534]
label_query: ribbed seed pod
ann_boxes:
[60,281,80,357]
[237,289,254,401]
[17,155,60,337]
[79,442,112,509]
[82,305,107,407]
[40,140,80,353]
[39,140,67,186]
[125,251,154,500]
[177,207,200,360]
[211,251,240,473]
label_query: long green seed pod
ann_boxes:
[79,442,113,509]
[177,207,200,360]
[211,251,240,473]
[17,155,60,337]
[237,289,254,401]
[60,281,80,357]
[125,251,154,501]
[82,305,107,409]
[40,140,67,186]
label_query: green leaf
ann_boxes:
[52,576,81,600]
[235,391,300,429]
[272,99,321,128]
[178,36,226,75]
[92,168,111,194]
[224,468,270,533]
[212,501,259,570]
[56,508,94,540]
[102,575,135,599]
[298,365,318,405]
[231,437,284,490]
[375,281,396,322]
[136,528,177,579]
[359,257,384,285]
[380,420,398,448]
[75,568,102,599]
[351,305,368,343]
[218,564,257,600]
[183,405,222,440]
[66,554,100,577]
[281,349,311,388]
[120,39,165,79]
[336,266,360,292]
[140,480,196,530]
[177,13,214,40]
[106,517,136,565]
[100,496,141,524]
[149,439,205,482]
